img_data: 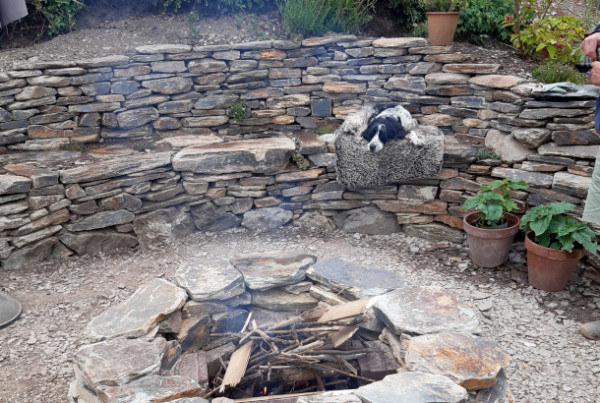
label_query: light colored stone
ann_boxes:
[75,337,166,388]
[512,128,552,149]
[469,75,524,89]
[231,253,316,291]
[306,257,405,299]
[58,230,138,256]
[405,332,510,390]
[242,207,293,231]
[175,257,245,301]
[485,130,531,163]
[0,175,31,195]
[553,171,592,198]
[373,285,481,335]
[333,206,400,235]
[251,288,319,311]
[85,278,187,341]
[173,138,295,174]
[96,375,204,402]
[356,372,468,403]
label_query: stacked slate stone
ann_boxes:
[0,161,70,269]
[1,35,600,268]
[72,253,511,403]
[1,37,466,152]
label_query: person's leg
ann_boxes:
[581,150,600,339]
[583,150,600,225]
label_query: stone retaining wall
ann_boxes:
[1,35,600,269]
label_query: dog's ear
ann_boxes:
[363,123,376,141]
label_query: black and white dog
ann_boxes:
[362,105,422,153]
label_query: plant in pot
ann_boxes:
[519,201,598,292]
[462,178,528,267]
[422,0,468,46]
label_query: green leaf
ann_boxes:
[530,215,551,236]
[548,202,575,215]
[537,233,551,247]
[462,196,479,211]
[486,204,503,223]
[556,235,575,252]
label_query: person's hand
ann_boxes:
[582,32,600,58]
[591,61,600,86]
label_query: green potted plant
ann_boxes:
[422,0,468,46]
[520,201,598,291]
[462,178,528,267]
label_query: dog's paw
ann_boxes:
[407,131,425,147]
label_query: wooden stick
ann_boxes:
[219,341,254,393]
[233,391,326,402]
[380,327,405,367]
[241,311,253,333]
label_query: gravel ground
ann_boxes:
[0,224,599,402]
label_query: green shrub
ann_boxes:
[456,0,513,42]
[476,148,500,161]
[279,0,376,37]
[28,0,84,36]
[504,13,585,63]
[291,152,310,170]
[516,16,584,63]
[410,22,428,37]
[419,0,467,12]
[533,61,590,85]
[227,99,247,122]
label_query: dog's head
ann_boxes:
[362,118,405,153]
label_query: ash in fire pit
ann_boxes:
[70,253,511,403]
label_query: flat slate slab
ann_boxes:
[306,257,406,298]
[0,174,31,195]
[75,337,166,388]
[96,374,205,402]
[59,152,172,184]
[64,210,135,232]
[231,253,316,291]
[175,257,245,301]
[251,288,319,311]
[172,138,295,174]
[355,372,469,403]
[372,286,481,335]
[85,278,187,341]
[405,332,510,390]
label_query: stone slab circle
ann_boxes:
[75,254,507,402]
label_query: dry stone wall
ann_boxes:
[1,35,600,269]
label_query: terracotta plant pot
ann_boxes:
[524,232,584,292]
[426,12,460,46]
[463,212,520,268]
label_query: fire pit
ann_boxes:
[70,253,511,402]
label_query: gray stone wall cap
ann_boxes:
[76,55,130,68]
[136,44,193,54]
[302,35,357,47]
[230,41,273,50]
[373,37,428,48]
[192,44,232,52]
